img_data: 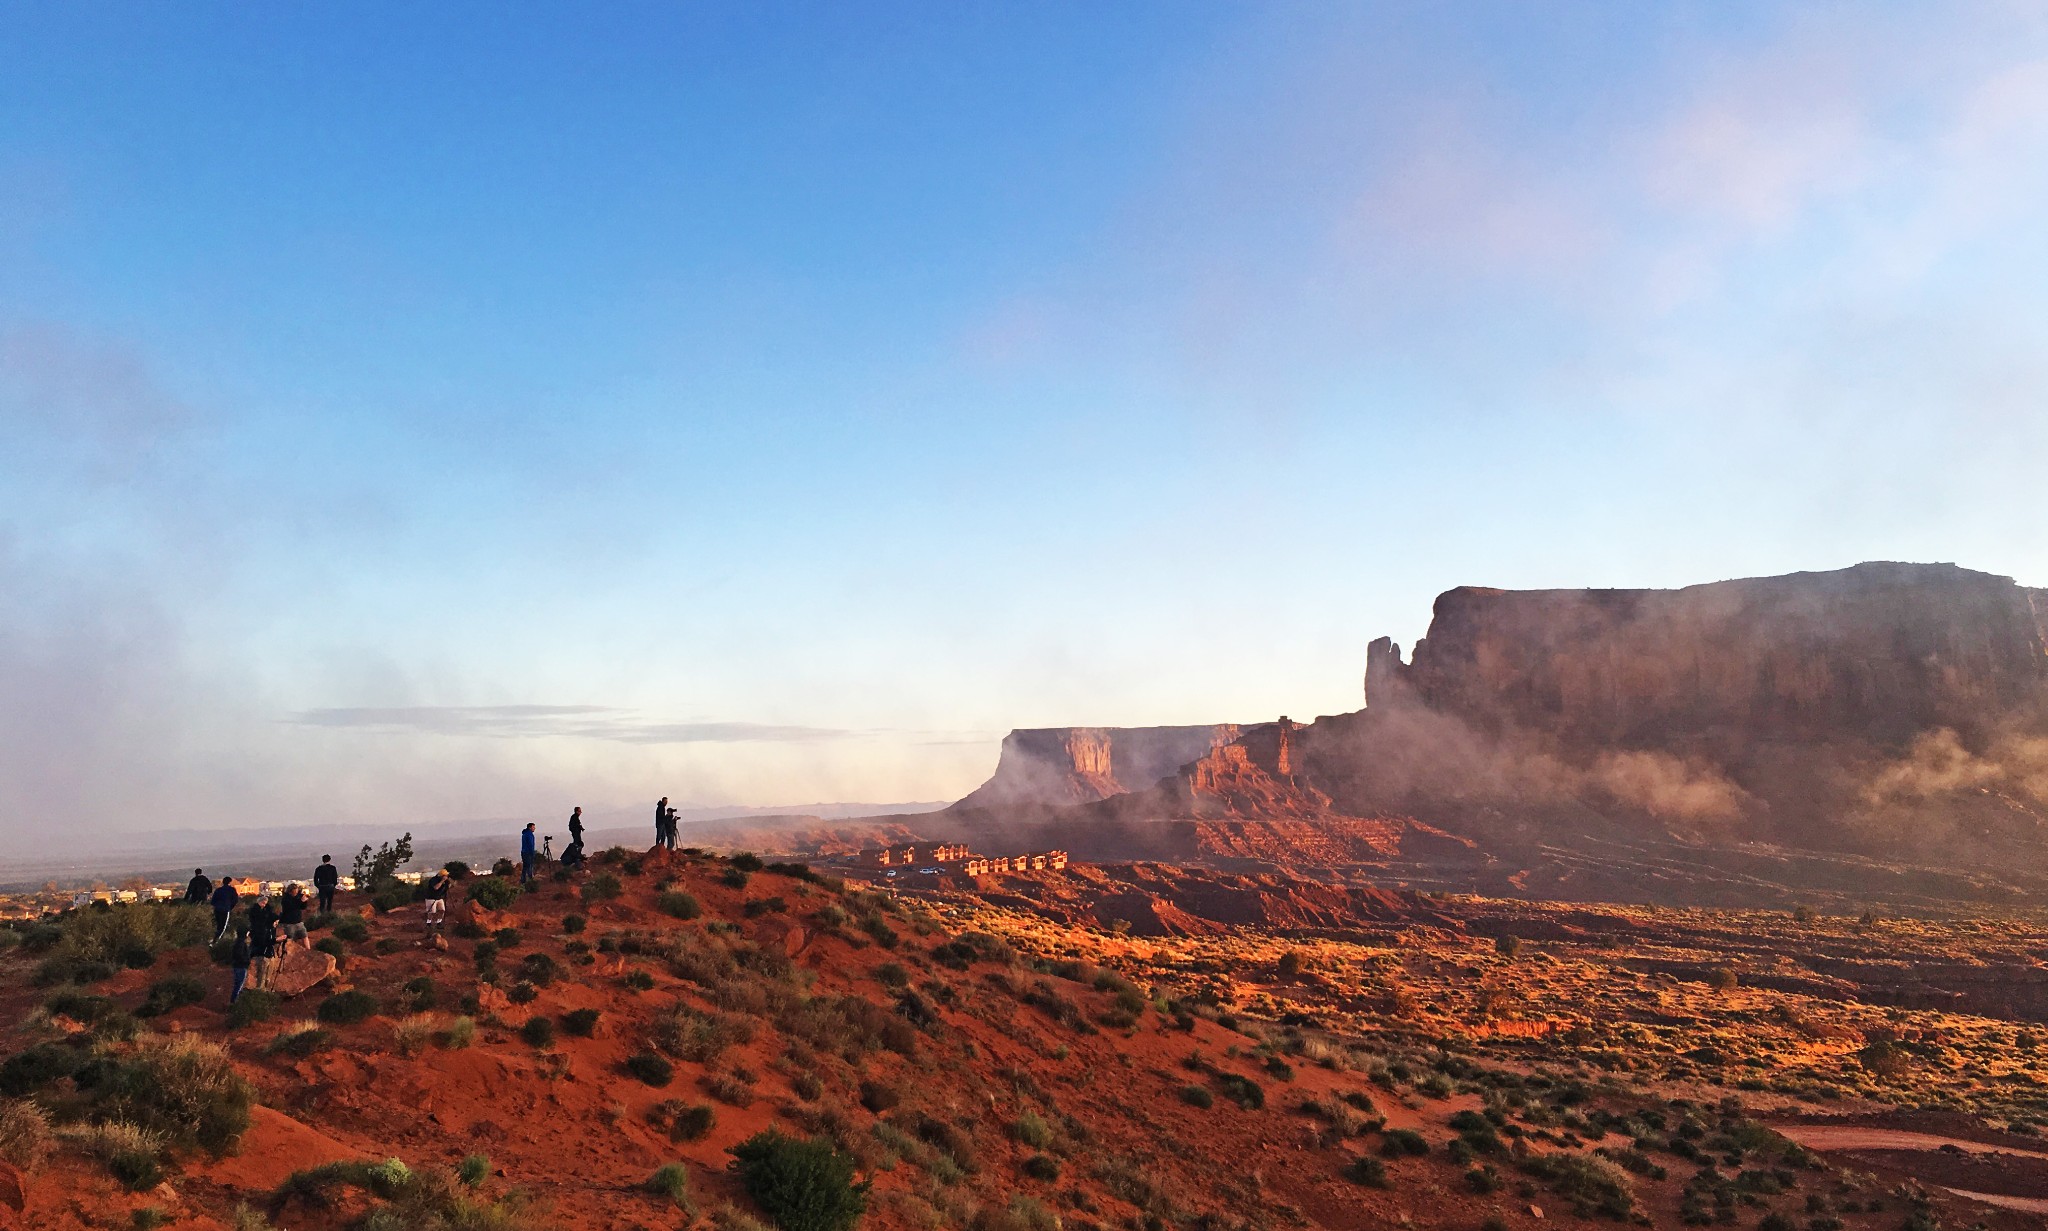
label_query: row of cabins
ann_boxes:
[857,845,1068,875]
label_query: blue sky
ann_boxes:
[5,2,2048,835]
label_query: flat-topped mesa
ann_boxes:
[954,724,1242,810]
[1369,562,2048,747]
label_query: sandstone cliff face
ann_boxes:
[1371,562,2048,746]
[954,724,1242,810]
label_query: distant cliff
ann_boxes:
[1367,562,2048,746]
[954,725,1242,810]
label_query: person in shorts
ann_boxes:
[279,882,310,950]
[422,867,452,936]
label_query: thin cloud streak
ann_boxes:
[285,706,855,744]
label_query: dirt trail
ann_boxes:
[1773,1124,2048,1161]
[1941,1189,2048,1214]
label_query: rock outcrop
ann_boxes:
[1370,562,2048,745]
[954,724,1243,810]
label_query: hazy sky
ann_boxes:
[5,2,2048,835]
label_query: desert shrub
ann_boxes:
[656,1005,757,1063]
[858,1080,899,1113]
[730,852,764,873]
[332,916,370,943]
[493,926,522,948]
[137,973,208,1016]
[1013,1110,1055,1149]
[1022,1153,1061,1181]
[1178,1085,1213,1108]
[442,1017,477,1049]
[557,913,586,934]
[673,1103,717,1141]
[1277,950,1306,977]
[469,878,519,911]
[54,903,211,968]
[458,1153,490,1188]
[228,989,282,1028]
[83,1035,255,1154]
[503,980,536,1005]
[44,989,121,1024]
[626,1053,675,1086]
[1381,1129,1429,1157]
[794,1072,824,1101]
[33,955,117,987]
[1524,1151,1636,1219]
[403,976,439,1012]
[393,1014,441,1057]
[1264,1056,1296,1082]
[0,1098,53,1170]
[1344,1155,1388,1187]
[874,962,909,989]
[582,873,623,903]
[370,886,412,914]
[1217,1073,1265,1110]
[729,1130,870,1231]
[624,969,656,991]
[561,1008,601,1036]
[7,1040,88,1089]
[317,989,379,1025]
[658,891,702,920]
[264,1028,332,1058]
[721,867,751,890]
[69,1120,167,1190]
[1496,934,1522,959]
[521,1016,556,1047]
[313,936,347,960]
[1466,1165,1502,1193]
[518,952,560,986]
[646,1162,692,1208]
[704,1071,756,1107]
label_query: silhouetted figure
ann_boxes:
[313,855,339,913]
[568,807,584,846]
[561,837,586,870]
[210,877,240,940]
[279,883,310,950]
[654,797,669,849]
[246,893,279,989]
[423,868,451,935]
[520,823,538,884]
[184,869,212,905]
[229,928,251,1004]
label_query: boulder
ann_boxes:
[267,947,340,999]
[0,1160,25,1214]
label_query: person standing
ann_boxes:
[245,892,279,990]
[313,855,339,914]
[568,807,584,847]
[654,798,668,849]
[422,867,451,937]
[520,823,538,884]
[184,869,212,906]
[210,876,240,941]
[229,928,252,1004]
[279,883,310,951]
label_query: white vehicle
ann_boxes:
[919,867,941,875]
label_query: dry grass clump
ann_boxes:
[394,1013,442,1057]
[651,1004,756,1063]
[0,1098,53,1170]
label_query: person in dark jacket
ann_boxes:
[520,823,538,884]
[313,855,339,913]
[229,928,251,1004]
[422,867,451,937]
[210,876,240,940]
[245,893,279,990]
[568,807,584,844]
[279,883,310,951]
[184,869,212,905]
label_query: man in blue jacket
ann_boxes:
[210,876,240,940]
[520,823,538,884]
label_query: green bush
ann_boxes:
[673,1103,716,1141]
[645,1162,691,1208]
[521,1016,556,1047]
[625,1053,674,1086]
[85,1035,255,1154]
[317,990,379,1025]
[228,989,281,1029]
[1022,1154,1061,1181]
[1178,1085,1213,1108]
[54,903,211,968]
[582,873,623,903]
[468,878,519,911]
[264,1028,332,1058]
[44,989,121,1024]
[108,1147,165,1191]
[1344,1155,1388,1187]
[1380,1128,1429,1157]
[137,974,209,1017]
[561,914,586,934]
[657,891,702,920]
[33,955,117,987]
[721,867,750,890]
[518,952,560,986]
[0,1043,85,1096]
[561,1008,601,1036]
[331,917,370,943]
[506,980,538,1005]
[458,1153,490,1188]
[313,936,347,960]
[1217,1074,1265,1110]
[624,970,656,991]
[1013,1110,1055,1149]
[729,1130,870,1231]
[492,926,522,948]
